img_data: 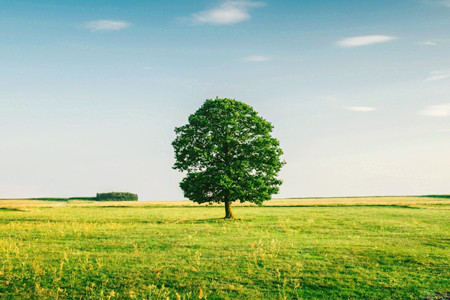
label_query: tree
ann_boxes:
[172,98,284,219]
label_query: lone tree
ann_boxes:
[172,98,284,219]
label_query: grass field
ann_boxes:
[0,197,449,299]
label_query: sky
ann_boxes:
[0,0,449,200]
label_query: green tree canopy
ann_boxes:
[172,98,284,218]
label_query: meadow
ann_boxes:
[0,197,449,299]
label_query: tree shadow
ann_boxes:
[157,217,250,224]
[0,207,25,212]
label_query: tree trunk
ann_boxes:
[224,200,234,219]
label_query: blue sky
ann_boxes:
[1,0,449,200]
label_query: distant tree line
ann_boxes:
[423,195,450,199]
[96,192,138,201]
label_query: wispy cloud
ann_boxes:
[424,70,450,81]
[337,35,397,47]
[419,103,450,117]
[421,41,438,47]
[83,20,131,32]
[189,1,264,25]
[243,55,270,62]
[346,106,376,112]
[419,38,450,47]
[425,0,450,7]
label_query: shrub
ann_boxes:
[95,192,138,201]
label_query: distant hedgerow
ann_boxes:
[423,195,450,199]
[95,192,138,201]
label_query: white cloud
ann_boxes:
[426,0,450,7]
[243,55,270,62]
[83,20,130,32]
[419,103,450,117]
[190,1,264,25]
[337,35,397,47]
[347,106,376,112]
[422,41,438,46]
[424,70,450,81]
[439,128,450,132]
[419,39,450,47]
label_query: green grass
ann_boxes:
[0,199,449,299]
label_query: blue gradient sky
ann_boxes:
[1,0,449,200]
